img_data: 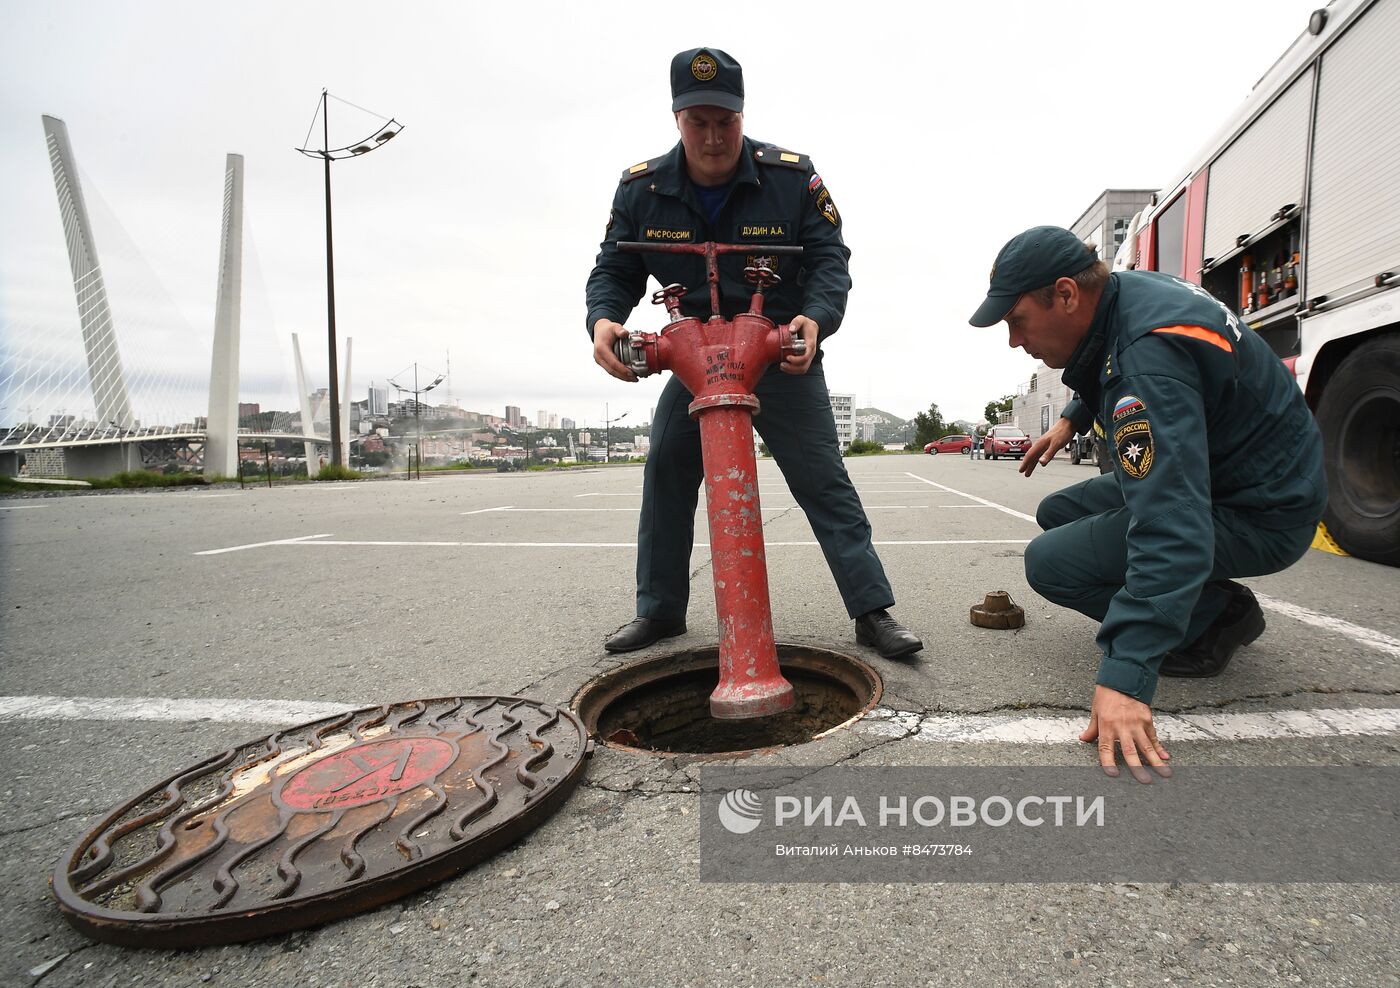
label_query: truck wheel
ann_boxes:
[1316,333,1400,566]
[1070,441,1082,465]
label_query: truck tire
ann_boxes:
[1316,333,1400,566]
[1096,438,1113,475]
[1070,441,1082,465]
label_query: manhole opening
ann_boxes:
[573,643,882,757]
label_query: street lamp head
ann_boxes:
[350,145,373,155]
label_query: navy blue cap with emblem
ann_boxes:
[969,225,1099,327]
[671,47,744,113]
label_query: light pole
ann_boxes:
[389,363,444,477]
[296,90,403,468]
[603,403,628,463]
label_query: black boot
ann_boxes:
[604,617,687,653]
[855,609,923,659]
[1160,582,1265,678]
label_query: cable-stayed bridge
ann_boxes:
[0,116,336,479]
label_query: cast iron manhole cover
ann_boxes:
[53,696,589,947]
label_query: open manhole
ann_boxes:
[573,643,882,757]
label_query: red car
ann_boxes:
[924,434,973,455]
[983,425,1031,460]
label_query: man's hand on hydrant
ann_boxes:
[1080,684,1172,784]
[781,315,819,375]
[593,319,638,383]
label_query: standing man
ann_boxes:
[970,226,1326,779]
[585,47,921,660]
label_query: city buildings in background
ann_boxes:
[1070,188,1157,263]
[830,392,855,448]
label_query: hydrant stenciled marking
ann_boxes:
[614,240,805,719]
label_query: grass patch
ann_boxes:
[313,464,364,481]
[423,463,492,473]
[87,471,209,489]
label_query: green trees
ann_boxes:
[984,394,1014,424]
[910,403,948,448]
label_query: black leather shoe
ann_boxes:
[604,617,687,653]
[1160,582,1265,678]
[855,609,923,659]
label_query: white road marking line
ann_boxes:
[193,533,334,556]
[243,538,1030,549]
[1255,592,1400,658]
[859,705,1400,744]
[0,695,360,724]
[904,472,1038,523]
[458,505,945,515]
[4,696,1397,743]
[0,505,48,509]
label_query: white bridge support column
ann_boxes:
[292,333,321,474]
[339,337,352,467]
[204,154,244,478]
[42,115,134,431]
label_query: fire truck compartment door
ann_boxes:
[1306,0,1400,300]
[1202,67,1312,265]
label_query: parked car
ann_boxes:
[984,425,1031,460]
[923,434,973,455]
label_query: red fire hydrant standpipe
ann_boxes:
[613,240,806,720]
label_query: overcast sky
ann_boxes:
[1,0,1323,429]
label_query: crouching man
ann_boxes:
[970,226,1326,779]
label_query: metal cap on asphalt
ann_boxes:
[970,590,1027,630]
[52,696,590,947]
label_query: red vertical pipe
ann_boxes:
[700,406,795,719]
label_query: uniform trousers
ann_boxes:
[1024,472,1314,644]
[636,359,894,621]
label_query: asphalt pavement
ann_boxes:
[2,452,1397,987]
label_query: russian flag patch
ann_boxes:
[1112,395,1145,421]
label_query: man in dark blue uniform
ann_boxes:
[585,47,921,659]
[970,226,1326,779]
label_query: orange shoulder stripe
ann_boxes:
[1152,324,1233,353]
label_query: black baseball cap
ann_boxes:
[969,225,1098,327]
[671,47,744,113]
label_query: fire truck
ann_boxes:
[1115,0,1400,566]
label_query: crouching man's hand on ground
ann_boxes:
[1020,416,1075,477]
[1079,685,1172,783]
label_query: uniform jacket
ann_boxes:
[585,137,851,345]
[1060,270,1326,702]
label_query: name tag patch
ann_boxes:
[643,227,694,242]
[738,221,790,242]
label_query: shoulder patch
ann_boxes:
[1112,394,1145,421]
[753,145,807,170]
[1113,419,1154,480]
[621,160,655,184]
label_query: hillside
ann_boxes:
[853,407,914,446]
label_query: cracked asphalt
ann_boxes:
[2,453,1397,987]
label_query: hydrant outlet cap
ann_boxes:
[970,590,1026,630]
